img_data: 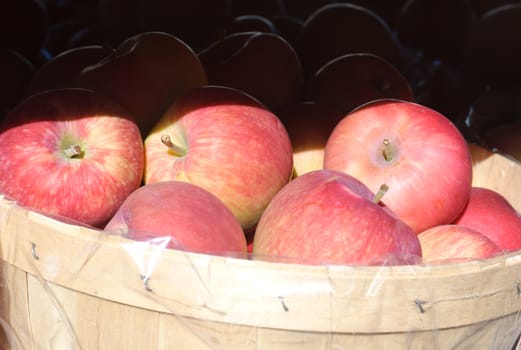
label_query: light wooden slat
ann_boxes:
[0,144,520,349]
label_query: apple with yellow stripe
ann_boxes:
[253,169,421,266]
[0,88,144,228]
[324,99,473,234]
[143,85,293,231]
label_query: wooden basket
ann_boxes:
[1,144,521,350]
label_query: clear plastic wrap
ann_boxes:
[1,145,521,350]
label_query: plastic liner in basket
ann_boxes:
[1,191,521,350]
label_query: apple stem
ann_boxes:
[161,134,187,157]
[382,139,394,162]
[372,183,389,204]
[63,144,83,158]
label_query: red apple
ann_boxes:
[105,181,247,255]
[452,187,521,252]
[143,85,293,231]
[76,31,208,136]
[198,32,304,112]
[324,99,473,234]
[276,101,344,177]
[418,224,503,262]
[0,88,144,227]
[307,53,415,115]
[26,45,113,96]
[253,169,421,266]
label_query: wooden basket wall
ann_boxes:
[1,144,521,349]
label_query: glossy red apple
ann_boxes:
[198,32,304,112]
[143,85,293,230]
[452,187,521,252]
[0,88,144,227]
[418,224,503,262]
[105,181,247,255]
[253,169,421,266]
[277,101,344,177]
[76,31,208,136]
[307,53,415,114]
[324,99,473,234]
[26,45,112,96]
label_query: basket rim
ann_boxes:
[2,194,521,334]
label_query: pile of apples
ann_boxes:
[2,0,521,267]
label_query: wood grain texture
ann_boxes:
[0,144,520,349]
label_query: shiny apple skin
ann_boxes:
[0,88,144,227]
[418,224,503,262]
[144,85,293,230]
[105,181,247,255]
[453,187,521,252]
[253,169,421,266]
[324,99,473,234]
